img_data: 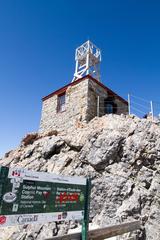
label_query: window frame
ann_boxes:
[104,97,117,114]
[57,92,66,113]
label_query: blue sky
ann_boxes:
[0,0,160,157]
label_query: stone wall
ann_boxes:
[86,79,128,121]
[39,79,89,133]
[115,98,128,114]
[87,79,108,120]
[39,77,128,133]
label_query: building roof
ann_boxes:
[42,75,128,105]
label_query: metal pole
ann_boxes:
[150,101,154,121]
[86,53,89,75]
[128,94,131,115]
[82,178,91,240]
[97,96,100,117]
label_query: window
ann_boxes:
[105,103,114,114]
[104,97,117,114]
[57,92,66,112]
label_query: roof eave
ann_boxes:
[42,75,128,105]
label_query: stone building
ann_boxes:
[39,41,128,133]
[39,75,128,133]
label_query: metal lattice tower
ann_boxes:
[72,40,101,82]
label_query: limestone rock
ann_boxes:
[0,114,160,240]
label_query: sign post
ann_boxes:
[0,166,91,227]
[82,178,91,240]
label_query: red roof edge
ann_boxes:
[42,75,128,105]
[89,76,128,105]
[42,75,88,101]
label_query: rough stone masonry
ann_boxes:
[39,75,128,133]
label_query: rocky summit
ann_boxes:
[0,114,160,240]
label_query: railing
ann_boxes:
[45,220,141,240]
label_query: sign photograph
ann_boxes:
[0,166,88,227]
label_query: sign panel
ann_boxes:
[0,166,87,227]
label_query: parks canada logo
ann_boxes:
[3,192,17,203]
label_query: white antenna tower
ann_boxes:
[72,40,101,82]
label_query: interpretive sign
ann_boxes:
[0,166,87,227]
